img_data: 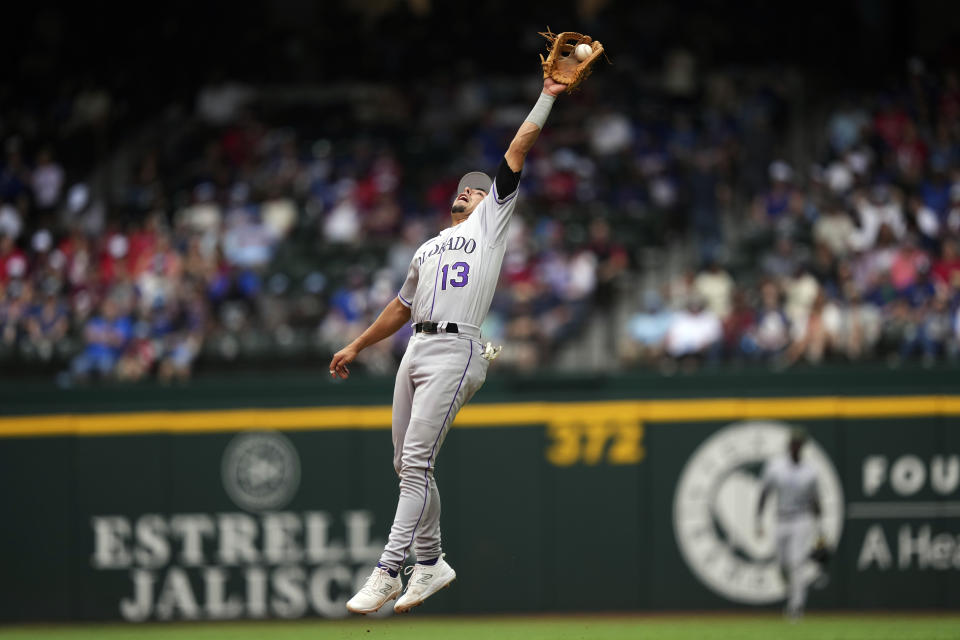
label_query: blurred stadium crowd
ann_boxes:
[627,66,960,372]
[1,5,959,380]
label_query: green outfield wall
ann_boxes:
[1,367,958,622]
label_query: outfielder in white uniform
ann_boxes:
[330,74,568,615]
[755,428,823,619]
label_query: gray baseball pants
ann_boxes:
[777,514,815,615]
[378,331,488,570]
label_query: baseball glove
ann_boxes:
[539,29,604,91]
[809,536,832,589]
[810,536,831,565]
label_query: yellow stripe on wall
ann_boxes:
[0,395,957,438]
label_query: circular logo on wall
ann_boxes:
[672,421,844,604]
[222,431,301,512]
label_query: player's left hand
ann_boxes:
[329,346,358,379]
[543,77,567,96]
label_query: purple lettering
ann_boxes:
[450,262,469,287]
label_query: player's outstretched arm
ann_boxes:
[503,78,567,173]
[329,297,411,379]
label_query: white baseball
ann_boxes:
[574,43,592,61]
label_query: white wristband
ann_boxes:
[524,92,556,129]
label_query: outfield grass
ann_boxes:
[1,615,959,640]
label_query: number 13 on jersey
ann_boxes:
[440,262,470,289]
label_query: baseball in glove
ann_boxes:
[539,29,605,91]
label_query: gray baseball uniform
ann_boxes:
[377,170,519,571]
[760,455,820,615]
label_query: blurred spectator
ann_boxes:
[723,290,756,360]
[196,78,254,126]
[877,299,914,363]
[664,298,722,366]
[24,292,69,361]
[157,288,207,383]
[933,239,960,287]
[894,121,927,184]
[822,286,881,361]
[753,161,795,223]
[827,101,869,155]
[889,236,929,291]
[906,194,941,245]
[324,188,362,244]
[0,144,30,202]
[625,289,673,364]
[813,205,855,258]
[783,265,820,332]
[587,108,633,156]
[694,260,734,320]
[178,183,222,249]
[0,281,29,346]
[69,82,112,130]
[588,220,628,305]
[0,234,27,282]
[742,281,791,361]
[0,203,23,240]
[222,210,274,270]
[761,235,801,279]
[116,315,157,383]
[850,186,906,251]
[262,194,298,240]
[947,185,960,235]
[31,148,65,213]
[900,293,953,366]
[785,291,829,365]
[70,299,132,380]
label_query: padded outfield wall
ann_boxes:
[1,367,958,622]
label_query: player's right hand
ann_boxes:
[329,346,358,379]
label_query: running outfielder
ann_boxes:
[329,33,604,614]
[755,428,824,619]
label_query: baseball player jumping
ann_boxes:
[755,428,824,619]
[328,56,581,613]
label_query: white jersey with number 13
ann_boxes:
[397,183,518,328]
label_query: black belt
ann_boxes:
[414,322,458,334]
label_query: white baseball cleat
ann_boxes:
[394,555,457,613]
[346,566,402,614]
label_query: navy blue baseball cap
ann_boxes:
[456,171,492,195]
